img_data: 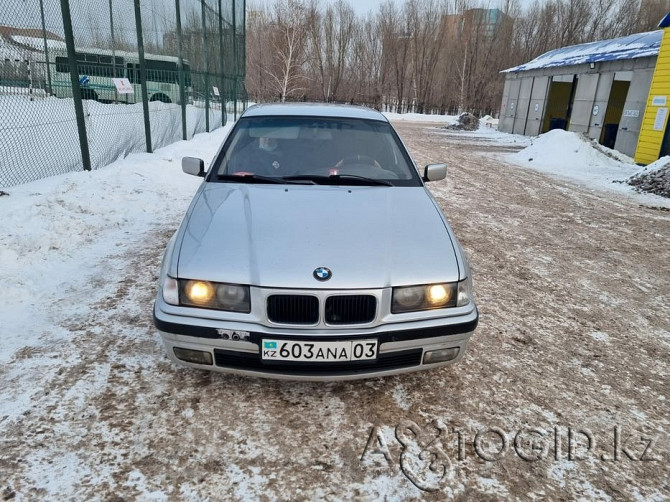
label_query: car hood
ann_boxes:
[177,183,460,289]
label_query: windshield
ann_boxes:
[210,116,421,186]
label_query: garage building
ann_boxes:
[498,18,670,164]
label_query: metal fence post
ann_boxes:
[232,0,237,121]
[59,0,91,171]
[201,0,210,133]
[109,0,118,103]
[241,0,247,111]
[242,0,247,80]
[39,0,52,95]
[175,0,187,140]
[133,0,152,153]
[217,0,227,126]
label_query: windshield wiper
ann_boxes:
[282,174,392,187]
[216,173,287,184]
[216,173,317,185]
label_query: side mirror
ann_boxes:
[182,157,205,177]
[423,163,447,182]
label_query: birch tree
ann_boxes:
[267,0,309,101]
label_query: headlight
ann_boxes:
[185,280,215,304]
[392,279,472,313]
[178,279,251,312]
[392,283,457,313]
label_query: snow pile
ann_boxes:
[511,129,632,170]
[480,115,499,129]
[627,157,670,198]
[508,129,645,193]
[0,124,232,366]
[445,112,480,131]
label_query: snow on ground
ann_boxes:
[472,125,532,144]
[506,129,670,208]
[383,111,459,123]
[0,123,232,374]
[428,119,532,147]
[0,95,223,188]
[0,86,48,97]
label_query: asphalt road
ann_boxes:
[1,121,669,500]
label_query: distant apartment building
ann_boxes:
[442,8,513,43]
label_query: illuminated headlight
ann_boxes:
[185,280,215,304]
[392,283,457,313]
[392,279,472,313]
[177,279,251,312]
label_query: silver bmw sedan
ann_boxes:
[153,103,478,380]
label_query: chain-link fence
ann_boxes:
[0,0,246,188]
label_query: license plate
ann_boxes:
[261,339,377,362]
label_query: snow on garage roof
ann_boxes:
[503,30,662,73]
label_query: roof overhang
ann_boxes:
[502,30,662,73]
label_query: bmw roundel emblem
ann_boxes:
[313,267,332,281]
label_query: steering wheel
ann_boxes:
[335,154,381,168]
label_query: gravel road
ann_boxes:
[1,121,669,500]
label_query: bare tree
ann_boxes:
[246,5,274,101]
[307,0,355,101]
[245,0,666,115]
[400,0,442,113]
[266,0,309,101]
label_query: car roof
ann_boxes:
[241,102,388,122]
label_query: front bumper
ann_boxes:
[153,305,478,381]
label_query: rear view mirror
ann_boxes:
[423,163,447,182]
[182,157,205,177]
